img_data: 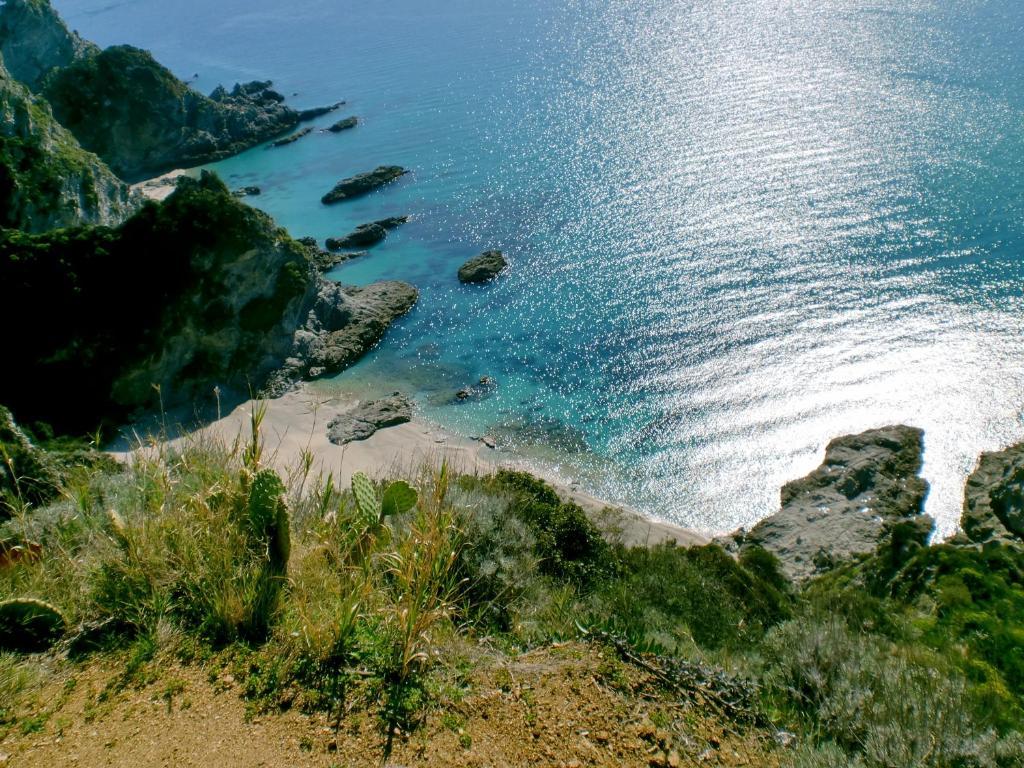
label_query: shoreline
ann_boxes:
[119,384,707,549]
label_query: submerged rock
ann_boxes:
[454,376,498,403]
[326,393,413,444]
[962,442,1024,547]
[270,127,312,148]
[733,425,932,581]
[458,250,507,283]
[325,217,408,251]
[327,116,358,132]
[232,186,261,197]
[321,166,408,204]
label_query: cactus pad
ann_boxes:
[380,480,418,518]
[351,472,379,525]
[0,598,67,652]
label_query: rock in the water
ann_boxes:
[270,127,312,148]
[296,101,344,122]
[735,425,932,581]
[962,442,1024,546]
[327,116,358,132]
[232,186,261,197]
[458,250,507,283]
[0,598,67,652]
[325,217,408,251]
[327,223,387,251]
[326,393,413,444]
[321,166,407,204]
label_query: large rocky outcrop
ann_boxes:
[0,0,97,91]
[0,53,135,231]
[961,442,1024,547]
[0,172,416,432]
[732,426,932,581]
[326,393,413,444]
[0,1,336,182]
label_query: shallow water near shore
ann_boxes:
[59,0,1024,535]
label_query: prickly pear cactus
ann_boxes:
[247,469,290,573]
[351,472,379,526]
[0,597,67,652]
[380,481,418,519]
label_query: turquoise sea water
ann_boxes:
[58,0,1024,536]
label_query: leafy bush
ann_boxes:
[762,618,1024,767]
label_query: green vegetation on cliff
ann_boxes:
[1,417,1022,766]
[0,172,313,433]
[0,54,134,232]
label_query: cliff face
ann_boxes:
[0,172,415,433]
[0,55,136,232]
[0,0,97,91]
[0,1,317,182]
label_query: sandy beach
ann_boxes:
[126,385,707,548]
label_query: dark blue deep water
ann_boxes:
[57,0,1024,535]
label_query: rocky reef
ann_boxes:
[0,54,136,232]
[326,393,413,444]
[458,250,507,283]
[961,442,1024,547]
[0,1,339,181]
[0,172,415,432]
[322,166,408,204]
[730,425,932,581]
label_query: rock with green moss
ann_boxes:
[0,54,136,232]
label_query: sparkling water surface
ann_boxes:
[56,0,1024,535]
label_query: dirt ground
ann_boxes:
[1,644,783,767]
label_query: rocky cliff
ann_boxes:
[0,172,415,433]
[0,53,135,232]
[0,0,331,181]
[731,425,933,580]
[0,0,97,91]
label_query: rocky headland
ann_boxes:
[0,0,340,181]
